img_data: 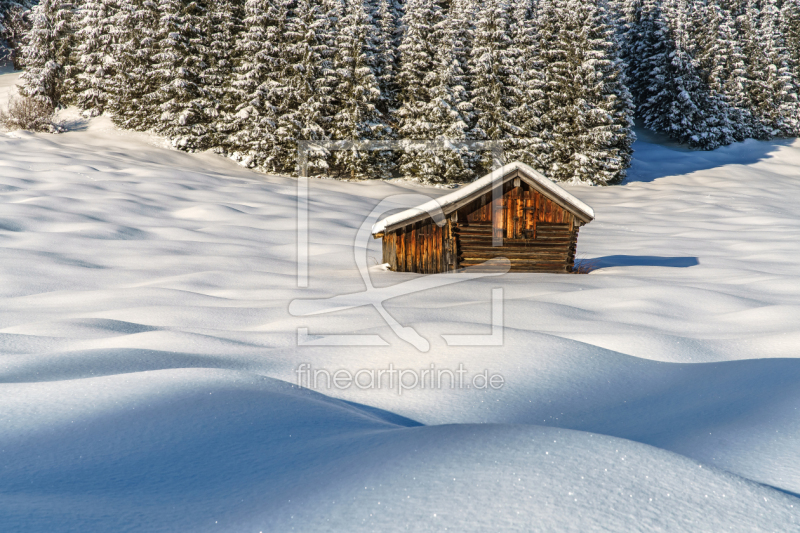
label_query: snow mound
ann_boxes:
[0,368,796,532]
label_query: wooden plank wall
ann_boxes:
[382,219,447,274]
[383,178,582,274]
[465,186,575,234]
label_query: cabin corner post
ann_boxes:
[444,213,458,272]
[492,191,504,246]
[390,233,399,271]
[491,171,503,247]
[451,213,458,271]
[567,219,580,273]
[397,227,405,272]
[381,233,392,271]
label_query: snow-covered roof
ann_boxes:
[372,161,595,236]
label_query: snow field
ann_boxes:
[2,68,800,530]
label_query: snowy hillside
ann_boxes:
[2,68,800,531]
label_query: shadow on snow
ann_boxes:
[626,128,796,183]
[589,255,699,270]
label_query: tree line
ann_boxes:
[8,0,800,184]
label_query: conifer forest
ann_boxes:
[3,0,800,184]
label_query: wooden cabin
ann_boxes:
[371,161,595,273]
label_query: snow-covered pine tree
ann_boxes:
[506,0,548,173]
[619,0,672,114]
[296,0,342,174]
[199,0,242,151]
[447,0,475,95]
[395,0,442,179]
[369,0,399,118]
[275,0,331,174]
[468,0,521,173]
[425,6,475,182]
[675,1,749,141]
[149,0,213,149]
[225,0,291,171]
[780,0,800,134]
[72,0,119,116]
[738,0,797,136]
[781,0,800,73]
[622,0,732,149]
[535,0,634,184]
[395,0,473,182]
[1,0,36,69]
[445,0,479,176]
[367,0,401,175]
[663,0,738,148]
[19,0,77,108]
[106,0,160,131]
[684,0,715,79]
[328,0,387,179]
[701,3,757,140]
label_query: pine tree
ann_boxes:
[148,0,213,149]
[506,0,548,172]
[310,0,345,174]
[19,0,77,107]
[226,0,291,171]
[395,0,473,182]
[328,0,387,179]
[622,0,733,149]
[780,0,800,134]
[72,0,119,116]
[619,0,670,116]
[200,0,242,151]
[1,0,36,69]
[782,0,800,77]
[679,0,752,141]
[395,0,442,178]
[106,0,160,131]
[447,0,475,95]
[425,8,475,182]
[468,0,520,173]
[738,0,797,136]
[276,0,331,174]
[665,0,737,148]
[536,0,634,184]
[705,3,757,140]
[369,0,399,118]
